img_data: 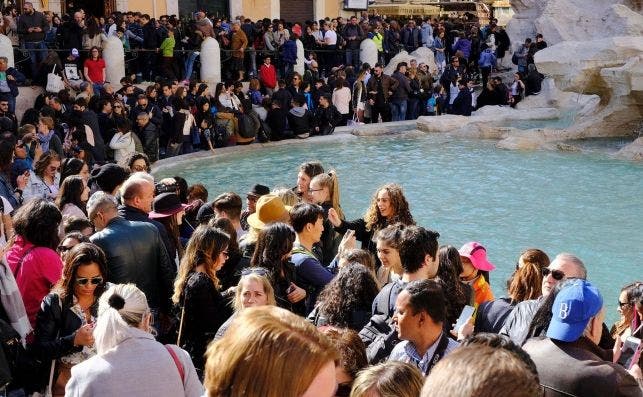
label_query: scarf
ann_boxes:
[0,253,33,345]
[38,131,54,153]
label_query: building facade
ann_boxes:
[27,0,356,21]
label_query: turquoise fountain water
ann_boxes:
[157,135,643,324]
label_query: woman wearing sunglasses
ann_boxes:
[172,225,232,378]
[33,242,109,396]
[22,151,61,202]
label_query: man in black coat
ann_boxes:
[88,192,175,332]
[451,79,472,116]
[130,94,163,128]
[523,279,641,396]
[118,174,172,258]
[313,94,341,136]
[134,111,160,162]
[287,95,313,138]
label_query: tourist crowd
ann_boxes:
[0,3,641,397]
[0,3,550,159]
[0,145,642,396]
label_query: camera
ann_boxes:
[155,182,179,195]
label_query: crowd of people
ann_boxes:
[0,3,641,397]
[0,151,642,396]
[0,3,550,160]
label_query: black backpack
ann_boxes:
[205,124,229,148]
[358,280,405,364]
[237,114,257,139]
[257,119,272,143]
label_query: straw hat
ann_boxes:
[247,194,291,229]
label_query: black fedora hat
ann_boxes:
[247,184,270,198]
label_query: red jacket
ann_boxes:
[259,63,277,89]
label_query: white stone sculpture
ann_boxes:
[384,48,438,76]
[200,37,221,87]
[102,36,125,87]
[359,39,378,68]
[507,1,643,46]
[0,34,14,68]
[294,39,305,76]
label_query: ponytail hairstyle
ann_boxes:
[172,225,230,304]
[94,284,150,355]
[310,170,344,220]
[508,248,550,303]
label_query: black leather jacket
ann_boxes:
[118,205,173,260]
[33,292,99,360]
[90,217,175,313]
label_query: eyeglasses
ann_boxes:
[541,267,565,281]
[618,301,631,308]
[308,188,323,193]
[241,267,271,277]
[57,245,74,253]
[76,276,104,286]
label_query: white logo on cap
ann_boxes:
[559,302,570,319]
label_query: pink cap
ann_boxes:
[459,242,496,271]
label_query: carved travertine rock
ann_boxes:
[200,37,221,86]
[359,39,378,69]
[102,36,125,88]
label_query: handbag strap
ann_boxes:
[164,345,185,383]
[12,246,36,279]
[176,294,186,346]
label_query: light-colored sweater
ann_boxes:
[65,328,203,397]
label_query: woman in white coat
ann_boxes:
[108,118,136,164]
[65,284,203,397]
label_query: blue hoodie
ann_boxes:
[479,48,497,68]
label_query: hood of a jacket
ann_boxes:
[289,106,307,117]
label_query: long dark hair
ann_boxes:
[52,242,108,305]
[60,158,86,186]
[56,175,87,215]
[208,218,239,256]
[12,198,62,250]
[158,214,183,260]
[437,245,469,328]
[250,223,296,278]
[172,226,230,303]
[316,264,379,329]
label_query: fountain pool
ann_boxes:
[156,134,643,324]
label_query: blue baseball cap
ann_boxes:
[546,279,603,342]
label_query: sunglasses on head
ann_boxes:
[241,267,271,277]
[76,276,103,286]
[541,267,565,281]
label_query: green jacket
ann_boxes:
[160,37,175,57]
